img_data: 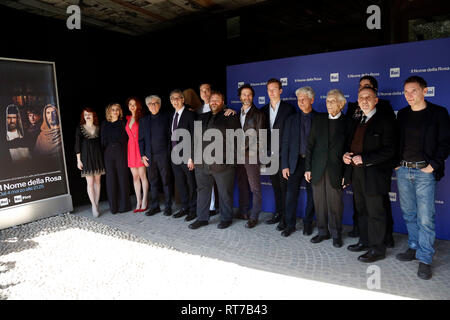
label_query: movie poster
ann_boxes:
[0,58,69,210]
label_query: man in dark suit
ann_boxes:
[139,95,173,216]
[169,89,197,221]
[305,89,349,248]
[235,84,267,228]
[346,76,396,249]
[189,91,241,230]
[261,78,295,230]
[343,86,396,263]
[395,75,450,280]
[280,86,317,237]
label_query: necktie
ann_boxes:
[360,115,367,124]
[172,112,179,148]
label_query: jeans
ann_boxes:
[396,166,436,265]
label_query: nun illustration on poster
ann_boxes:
[34,103,62,156]
[6,104,31,161]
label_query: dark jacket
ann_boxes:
[396,101,450,181]
[261,100,296,157]
[240,105,267,161]
[281,109,318,174]
[346,98,395,121]
[344,110,396,195]
[305,113,350,189]
[138,111,171,160]
[170,107,197,162]
[194,109,241,172]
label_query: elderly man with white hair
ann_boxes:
[280,86,317,237]
[305,89,350,248]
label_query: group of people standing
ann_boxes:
[74,75,449,280]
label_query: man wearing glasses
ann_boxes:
[139,95,173,216]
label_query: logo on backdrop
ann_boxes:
[280,77,288,86]
[258,96,266,105]
[238,82,244,88]
[425,86,435,97]
[389,192,397,202]
[390,67,400,78]
[330,73,339,82]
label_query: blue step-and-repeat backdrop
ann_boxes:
[226,37,450,240]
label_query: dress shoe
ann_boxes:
[347,242,369,252]
[417,262,432,280]
[276,221,286,231]
[173,209,188,218]
[209,210,218,216]
[245,219,258,229]
[358,249,385,263]
[396,248,416,261]
[384,235,395,248]
[145,207,161,216]
[310,234,331,244]
[189,220,208,230]
[235,213,249,220]
[281,228,295,237]
[265,214,281,224]
[218,220,232,229]
[303,223,313,236]
[163,207,172,216]
[348,226,360,238]
[185,213,197,222]
[333,238,343,248]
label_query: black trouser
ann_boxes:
[352,166,386,254]
[285,156,315,229]
[148,152,172,210]
[104,144,131,213]
[269,161,287,220]
[196,165,235,222]
[312,167,343,238]
[171,162,197,214]
[236,163,262,220]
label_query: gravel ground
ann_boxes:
[0,214,407,300]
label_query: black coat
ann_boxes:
[261,100,295,156]
[169,107,197,161]
[305,113,350,189]
[344,110,396,195]
[138,111,171,159]
[396,101,450,181]
[241,105,267,160]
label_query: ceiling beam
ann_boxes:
[108,0,167,22]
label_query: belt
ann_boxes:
[299,154,306,159]
[401,160,427,169]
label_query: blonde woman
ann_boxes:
[100,103,131,214]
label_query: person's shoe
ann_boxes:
[173,209,188,218]
[189,220,208,230]
[358,249,385,263]
[347,242,370,252]
[276,221,286,231]
[310,234,331,244]
[281,228,295,237]
[185,213,197,222]
[384,235,395,248]
[245,219,258,229]
[265,213,281,224]
[145,207,161,216]
[218,220,232,229]
[417,262,432,280]
[303,223,313,236]
[348,225,360,238]
[396,248,417,261]
[235,213,249,220]
[163,207,172,216]
[209,210,218,216]
[333,238,343,248]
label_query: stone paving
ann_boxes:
[72,200,450,300]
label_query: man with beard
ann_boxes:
[6,104,31,161]
[34,104,62,157]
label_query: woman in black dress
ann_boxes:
[101,103,131,214]
[75,108,105,217]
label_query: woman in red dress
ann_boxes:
[125,97,148,213]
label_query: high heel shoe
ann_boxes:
[133,208,140,213]
[138,207,148,213]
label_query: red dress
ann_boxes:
[125,116,144,168]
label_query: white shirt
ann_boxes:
[362,107,377,123]
[172,106,185,132]
[269,100,280,130]
[202,103,211,114]
[240,106,251,128]
[7,130,21,141]
[328,112,342,120]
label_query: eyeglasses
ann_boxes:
[148,102,160,106]
[170,97,183,101]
